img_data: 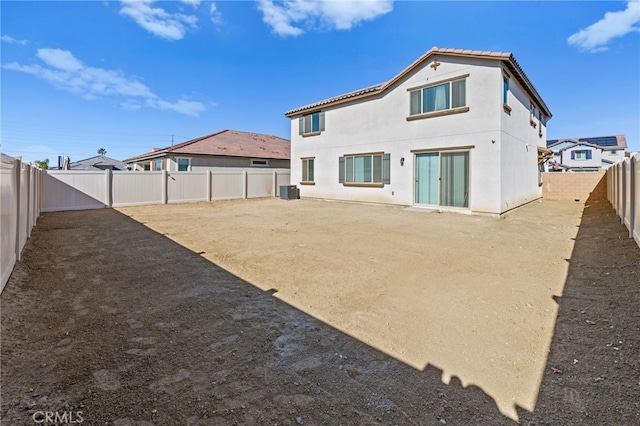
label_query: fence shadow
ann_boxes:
[518,194,640,424]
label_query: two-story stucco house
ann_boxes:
[285,47,552,215]
[546,135,627,172]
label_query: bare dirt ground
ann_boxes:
[1,197,638,425]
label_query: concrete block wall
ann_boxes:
[542,171,606,202]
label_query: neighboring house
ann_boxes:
[285,47,552,215]
[124,130,290,171]
[67,155,129,171]
[546,135,627,172]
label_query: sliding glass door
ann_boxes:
[415,151,469,208]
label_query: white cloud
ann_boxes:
[181,0,202,7]
[257,0,393,37]
[3,48,206,116]
[1,35,28,45]
[37,48,84,72]
[210,3,223,25]
[568,0,640,52]
[120,0,198,40]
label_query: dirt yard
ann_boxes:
[1,197,638,425]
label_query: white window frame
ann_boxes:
[154,158,163,171]
[176,157,191,171]
[574,150,589,161]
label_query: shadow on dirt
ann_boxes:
[1,208,512,425]
[518,194,640,424]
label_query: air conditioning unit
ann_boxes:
[280,185,299,200]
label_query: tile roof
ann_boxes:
[284,47,551,118]
[124,130,290,163]
[547,135,627,151]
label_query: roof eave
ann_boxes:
[284,47,552,119]
[503,56,552,119]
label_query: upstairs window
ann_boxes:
[299,112,325,136]
[529,103,537,128]
[410,78,466,116]
[503,75,510,106]
[154,158,163,171]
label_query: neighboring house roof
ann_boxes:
[551,141,602,153]
[547,135,627,151]
[68,155,129,170]
[285,46,551,119]
[124,130,290,163]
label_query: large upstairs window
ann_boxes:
[410,77,466,116]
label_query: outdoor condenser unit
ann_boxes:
[280,185,299,200]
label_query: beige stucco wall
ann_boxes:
[166,155,289,171]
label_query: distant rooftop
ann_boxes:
[547,135,627,151]
[124,129,290,163]
[68,155,129,171]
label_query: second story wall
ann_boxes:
[499,66,549,210]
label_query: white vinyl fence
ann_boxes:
[607,153,639,248]
[1,154,44,292]
[42,168,291,212]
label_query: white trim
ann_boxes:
[176,157,192,171]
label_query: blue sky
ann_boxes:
[1,0,639,163]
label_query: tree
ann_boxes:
[97,148,107,156]
[35,159,49,170]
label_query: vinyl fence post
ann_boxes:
[25,163,31,237]
[162,170,168,204]
[243,170,248,199]
[621,161,627,224]
[273,170,277,197]
[30,166,36,230]
[207,170,212,202]
[105,169,113,208]
[630,157,636,239]
[616,164,621,215]
[37,170,42,219]
[14,158,21,262]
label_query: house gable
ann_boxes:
[285,47,551,121]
